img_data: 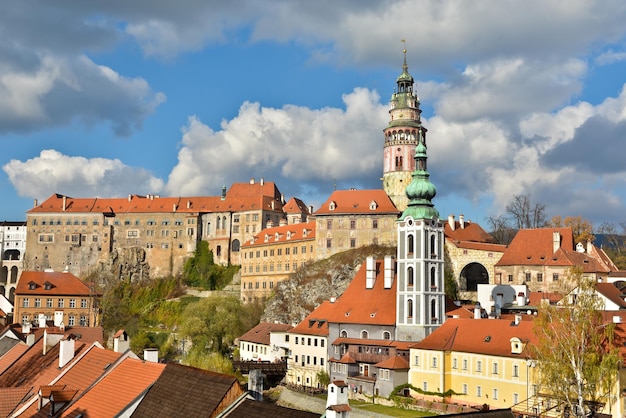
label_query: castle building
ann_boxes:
[382,48,427,212]
[240,221,316,302]
[24,179,308,279]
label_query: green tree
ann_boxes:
[180,295,255,357]
[443,246,458,301]
[183,241,239,289]
[532,267,620,417]
[316,370,331,388]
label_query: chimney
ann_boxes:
[38,313,46,328]
[279,219,288,226]
[267,220,273,228]
[448,214,455,230]
[59,336,76,368]
[271,201,275,210]
[365,256,376,289]
[309,205,313,214]
[517,292,525,306]
[474,303,482,319]
[459,214,465,229]
[187,200,191,209]
[128,194,131,202]
[26,333,35,346]
[62,196,67,212]
[613,315,622,324]
[221,185,227,201]
[43,329,64,356]
[553,231,561,253]
[34,199,38,207]
[22,323,31,334]
[144,348,159,363]
[113,330,130,353]
[172,203,177,212]
[260,177,264,186]
[514,314,522,325]
[250,177,255,184]
[281,193,285,204]
[586,240,592,254]
[384,255,394,289]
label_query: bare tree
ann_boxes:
[506,194,546,229]
[486,214,515,245]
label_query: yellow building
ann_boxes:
[313,189,399,260]
[409,317,539,413]
[240,221,316,302]
[13,270,100,327]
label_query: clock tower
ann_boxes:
[382,48,427,212]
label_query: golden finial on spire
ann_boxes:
[401,39,406,54]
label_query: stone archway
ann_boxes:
[459,262,489,292]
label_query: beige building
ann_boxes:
[25,179,309,278]
[312,189,399,260]
[240,221,316,302]
[13,270,99,327]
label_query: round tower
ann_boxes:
[382,48,427,211]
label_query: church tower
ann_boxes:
[395,114,445,342]
[382,48,427,212]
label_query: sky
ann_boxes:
[2,1,626,230]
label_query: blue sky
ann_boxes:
[2,1,626,231]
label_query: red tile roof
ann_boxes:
[289,302,333,337]
[282,197,310,214]
[411,318,539,358]
[239,322,293,345]
[374,355,409,370]
[16,271,93,296]
[496,228,614,273]
[61,357,165,417]
[0,341,29,375]
[313,189,399,216]
[445,221,495,243]
[243,221,315,247]
[595,283,626,308]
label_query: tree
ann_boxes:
[443,247,459,301]
[180,295,260,357]
[183,241,239,289]
[316,370,331,388]
[550,215,594,244]
[486,214,515,245]
[506,194,547,229]
[532,267,620,417]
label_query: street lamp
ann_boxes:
[526,359,536,414]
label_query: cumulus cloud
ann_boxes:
[166,88,387,196]
[3,150,164,200]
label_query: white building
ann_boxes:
[238,322,292,363]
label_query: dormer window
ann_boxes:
[510,337,524,354]
[329,201,336,211]
[302,229,307,237]
[369,200,378,210]
[287,231,292,240]
[28,281,37,290]
[275,232,280,240]
[264,234,269,243]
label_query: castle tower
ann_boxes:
[382,48,427,212]
[395,126,445,342]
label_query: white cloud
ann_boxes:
[3,150,164,200]
[166,88,388,196]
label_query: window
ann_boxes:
[492,362,499,374]
[476,386,482,397]
[350,220,356,229]
[422,381,428,391]
[452,358,458,369]
[432,357,437,368]
[81,298,88,308]
[462,359,468,370]
[553,273,559,281]
[476,360,482,372]
[46,298,53,308]
[34,298,41,308]
[525,272,531,281]
[68,315,75,326]
[372,219,378,229]
[513,364,519,377]
[380,369,390,380]
[462,384,468,395]
[382,331,391,340]
[38,234,54,243]
[22,298,29,308]
[493,388,498,400]
[513,393,519,404]
[58,299,64,308]
[293,247,298,255]
[69,299,76,308]
[361,330,368,339]
[537,273,543,282]
[22,315,29,325]
[414,355,420,366]
[350,238,356,248]
[326,220,332,229]
[326,239,332,249]
[80,315,87,326]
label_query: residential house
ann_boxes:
[240,221,316,302]
[495,228,617,292]
[238,322,292,362]
[13,271,99,327]
[312,189,399,260]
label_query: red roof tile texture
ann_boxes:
[239,322,293,345]
[16,271,93,296]
[243,221,315,247]
[313,189,399,215]
[444,221,495,243]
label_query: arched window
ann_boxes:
[206,222,211,235]
[407,267,414,287]
[382,331,391,340]
[361,330,369,339]
[0,286,4,298]
[431,299,437,322]
[0,266,7,283]
[340,330,348,338]
[232,239,240,252]
[407,299,413,319]
[216,217,221,229]
[10,267,18,283]
[216,245,222,257]
[9,288,15,303]
[430,267,436,289]
[430,235,436,257]
[407,234,414,255]
[222,216,227,230]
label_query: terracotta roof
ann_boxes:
[313,189,399,216]
[411,318,538,358]
[130,363,243,418]
[496,227,614,273]
[595,283,626,308]
[527,291,562,306]
[0,341,29,375]
[444,221,495,243]
[229,398,319,418]
[243,221,315,247]
[0,337,20,357]
[450,241,506,252]
[16,271,93,296]
[239,322,293,345]
[331,337,406,348]
[0,387,30,417]
[61,357,165,417]
[374,355,409,370]
[446,305,475,319]
[282,197,310,215]
[328,404,352,412]
[289,302,333,337]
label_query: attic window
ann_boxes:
[369,200,378,210]
[275,233,279,240]
[302,229,307,237]
[329,201,336,211]
[287,231,292,240]
[28,282,37,290]
[370,312,376,318]
[44,282,52,290]
[510,337,523,354]
[484,336,491,342]
[264,234,269,243]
